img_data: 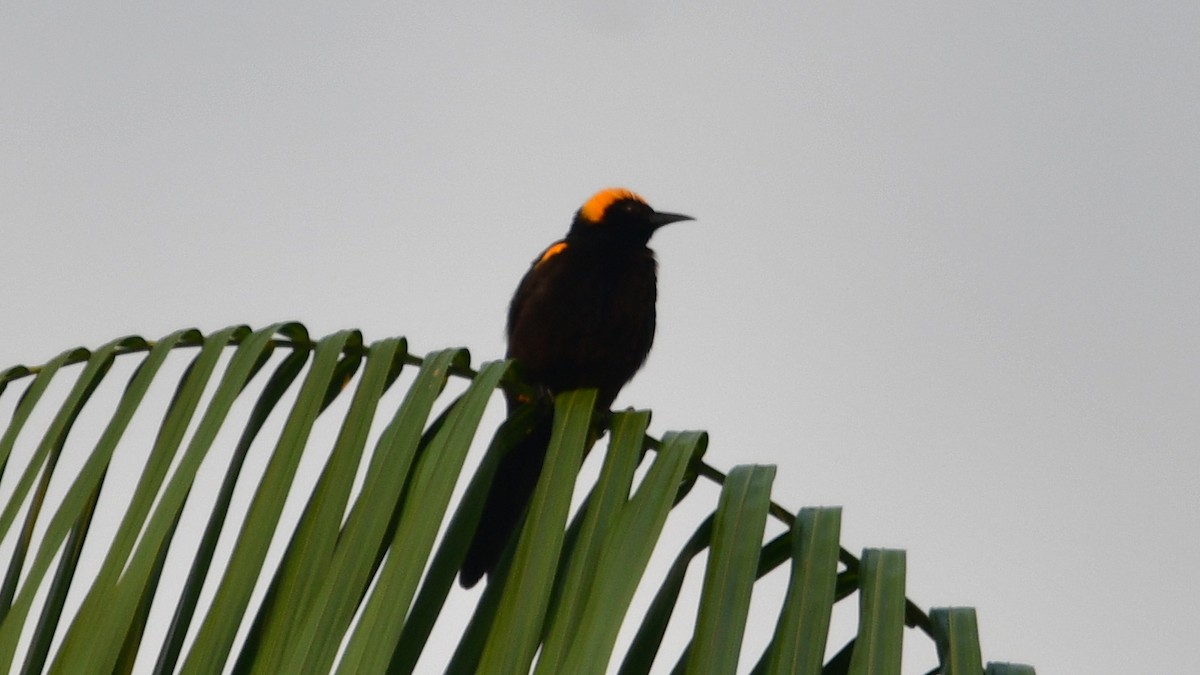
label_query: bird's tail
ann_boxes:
[459,400,553,588]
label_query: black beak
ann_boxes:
[648,211,694,229]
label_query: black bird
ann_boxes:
[460,188,692,588]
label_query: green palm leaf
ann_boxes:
[0,325,1035,674]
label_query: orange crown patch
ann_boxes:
[579,188,645,223]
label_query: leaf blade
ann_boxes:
[685,464,776,675]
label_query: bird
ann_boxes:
[459,187,692,588]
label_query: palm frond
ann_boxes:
[0,325,1035,673]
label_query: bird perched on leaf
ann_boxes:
[460,187,692,588]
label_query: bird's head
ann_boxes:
[568,188,693,245]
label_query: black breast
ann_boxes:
[506,244,658,410]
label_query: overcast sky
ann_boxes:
[2,2,1198,673]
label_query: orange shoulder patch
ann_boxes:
[535,241,568,267]
[579,187,645,223]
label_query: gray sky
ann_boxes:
[3,2,1197,672]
